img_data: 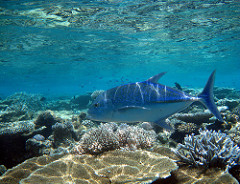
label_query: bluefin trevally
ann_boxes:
[87,70,223,129]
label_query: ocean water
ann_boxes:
[0,0,239,97]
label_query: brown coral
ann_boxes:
[0,150,178,184]
[155,166,239,184]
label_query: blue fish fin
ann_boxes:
[198,70,224,122]
[154,119,173,130]
[146,72,167,83]
[118,106,150,112]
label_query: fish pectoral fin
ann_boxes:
[118,106,150,112]
[154,119,173,130]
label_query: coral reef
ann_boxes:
[0,155,62,184]
[214,87,240,100]
[34,111,61,137]
[25,137,52,156]
[177,122,197,133]
[154,166,239,184]
[0,92,46,122]
[172,111,218,124]
[1,92,46,112]
[0,120,35,136]
[116,123,157,150]
[228,122,240,146]
[77,123,157,155]
[0,121,40,168]
[79,123,119,154]
[173,129,240,170]
[0,165,7,176]
[0,150,178,184]
[217,98,240,110]
[52,121,76,147]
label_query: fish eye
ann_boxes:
[94,103,100,107]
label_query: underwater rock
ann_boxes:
[217,98,240,110]
[26,137,52,157]
[172,111,215,124]
[0,150,178,184]
[214,87,240,100]
[173,129,240,170]
[32,134,45,141]
[154,166,239,184]
[140,122,154,130]
[0,120,40,168]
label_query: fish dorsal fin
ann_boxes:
[146,72,167,83]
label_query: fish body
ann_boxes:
[87,71,223,129]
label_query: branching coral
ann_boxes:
[173,129,240,170]
[77,123,157,154]
[80,123,119,154]
[116,124,156,150]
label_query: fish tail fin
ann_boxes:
[198,70,224,122]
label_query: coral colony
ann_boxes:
[173,129,240,170]
[78,123,156,154]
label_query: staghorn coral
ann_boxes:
[173,129,240,170]
[0,150,178,184]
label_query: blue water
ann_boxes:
[0,0,240,98]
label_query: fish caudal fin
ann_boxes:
[198,70,224,122]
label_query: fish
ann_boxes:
[87,70,223,129]
[174,82,182,91]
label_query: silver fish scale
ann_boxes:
[106,81,191,106]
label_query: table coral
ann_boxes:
[0,150,178,184]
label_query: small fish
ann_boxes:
[174,82,182,91]
[87,70,223,129]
